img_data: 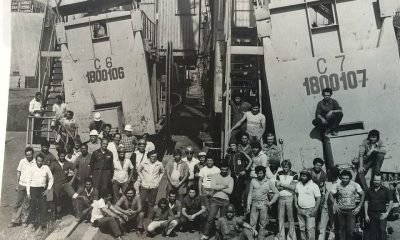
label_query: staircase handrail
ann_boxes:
[141,11,157,50]
[34,0,49,90]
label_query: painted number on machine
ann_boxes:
[302,55,368,96]
[86,57,125,83]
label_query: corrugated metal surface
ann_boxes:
[11,12,44,77]
[158,0,202,52]
[233,0,256,28]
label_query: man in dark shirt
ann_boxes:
[312,87,343,136]
[37,140,56,166]
[90,138,114,198]
[75,178,98,219]
[230,95,251,141]
[49,149,78,217]
[75,143,92,187]
[311,158,327,192]
[180,185,207,232]
[147,198,178,237]
[225,140,251,216]
[364,174,393,240]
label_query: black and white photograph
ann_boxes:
[1,0,400,239]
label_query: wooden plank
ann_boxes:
[46,216,80,240]
[80,225,99,240]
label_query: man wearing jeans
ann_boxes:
[200,163,234,240]
[247,166,279,240]
[295,169,321,240]
[8,147,36,227]
[330,170,365,240]
[276,160,298,240]
[138,150,164,217]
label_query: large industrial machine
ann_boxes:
[212,0,400,173]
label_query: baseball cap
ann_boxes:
[198,152,207,156]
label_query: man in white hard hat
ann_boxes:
[89,112,106,133]
[87,130,101,154]
[121,125,138,159]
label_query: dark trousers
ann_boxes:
[365,211,387,240]
[337,208,356,240]
[363,153,385,186]
[92,169,112,198]
[312,112,343,132]
[30,187,48,227]
[94,216,123,238]
[139,186,159,217]
[231,174,246,216]
[74,198,92,219]
[11,184,30,224]
[32,117,42,144]
[53,182,76,217]
[203,197,230,237]
[180,212,208,231]
[124,212,145,230]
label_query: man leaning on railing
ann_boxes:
[29,92,44,144]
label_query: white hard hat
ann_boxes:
[89,130,99,136]
[93,112,101,121]
[124,125,133,132]
[198,152,207,156]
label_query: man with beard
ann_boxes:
[86,130,101,154]
[166,150,189,197]
[74,143,92,187]
[364,174,393,240]
[198,156,221,210]
[49,149,78,217]
[311,158,327,192]
[180,185,207,232]
[201,163,234,240]
[225,139,251,215]
[276,160,298,240]
[295,169,321,240]
[130,139,148,194]
[182,146,199,189]
[231,103,266,144]
[247,165,280,240]
[75,178,98,220]
[37,140,56,166]
[215,204,257,240]
[90,138,114,198]
[26,154,53,231]
[249,141,268,179]
[112,146,134,203]
[312,88,343,136]
[114,187,145,236]
[330,170,365,240]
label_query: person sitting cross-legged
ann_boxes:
[114,187,145,236]
[146,198,179,237]
[74,178,99,220]
[215,204,258,240]
[180,185,207,233]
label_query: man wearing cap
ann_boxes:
[89,112,106,133]
[121,125,138,159]
[87,130,101,154]
[182,146,200,189]
[90,138,114,198]
[194,152,207,186]
[295,169,321,240]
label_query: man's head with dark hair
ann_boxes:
[188,185,198,199]
[66,110,74,119]
[25,147,34,161]
[36,154,45,168]
[206,155,214,168]
[328,167,341,182]
[313,158,325,173]
[35,92,42,101]
[147,150,158,163]
[220,163,230,177]
[85,178,93,190]
[340,170,352,186]
[125,187,136,201]
[251,103,260,115]
[240,132,250,145]
[255,165,266,181]
[41,139,50,148]
[158,198,169,210]
[168,190,178,204]
[173,149,182,157]
[373,173,383,188]
[250,141,262,156]
[58,149,67,162]
[322,88,333,96]
[367,129,380,142]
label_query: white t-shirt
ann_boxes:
[296,180,321,208]
[182,157,200,180]
[113,158,134,183]
[245,111,266,137]
[91,198,106,223]
[198,166,220,189]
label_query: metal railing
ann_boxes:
[26,116,78,147]
[141,11,157,50]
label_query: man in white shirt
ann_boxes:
[138,150,164,217]
[130,139,149,195]
[182,146,200,189]
[27,154,54,231]
[52,95,67,120]
[112,147,134,203]
[142,133,155,152]
[29,92,43,143]
[295,169,321,240]
[9,147,36,227]
[231,103,266,143]
[198,156,221,210]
